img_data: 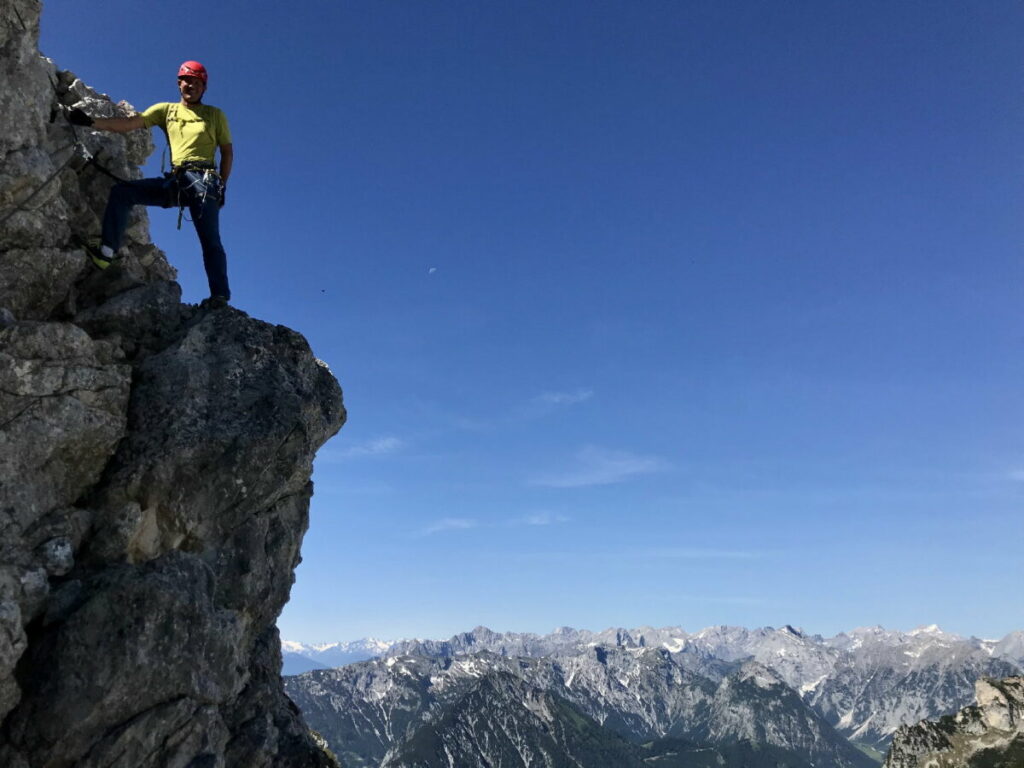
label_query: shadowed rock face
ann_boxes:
[0,2,345,766]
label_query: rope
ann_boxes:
[0,142,79,228]
[3,0,141,232]
[81,146,127,183]
[10,1,128,184]
[9,2,34,32]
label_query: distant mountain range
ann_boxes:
[286,648,877,768]
[282,624,1023,766]
[282,637,395,673]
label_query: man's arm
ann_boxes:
[218,144,233,184]
[91,115,146,133]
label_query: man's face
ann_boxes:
[178,76,205,104]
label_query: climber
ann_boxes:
[67,60,233,308]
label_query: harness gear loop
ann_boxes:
[170,163,220,229]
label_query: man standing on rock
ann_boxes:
[67,61,233,309]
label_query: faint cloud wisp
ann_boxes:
[324,436,406,461]
[533,446,668,488]
[515,511,570,526]
[421,517,479,536]
[640,547,767,560]
[532,389,594,407]
[512,547,768,563]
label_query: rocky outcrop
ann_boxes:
[884,677,1024,768]
[0,1,345,766]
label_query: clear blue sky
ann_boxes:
[42,0,1024,642]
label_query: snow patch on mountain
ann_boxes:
[282,623,1023,747]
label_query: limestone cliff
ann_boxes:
[0,2,346,766]
[884,677,1024,768]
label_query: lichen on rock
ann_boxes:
[0,2,345,766]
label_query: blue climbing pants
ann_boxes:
[101,170,230,299]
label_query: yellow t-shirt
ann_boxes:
[142,102,232,166]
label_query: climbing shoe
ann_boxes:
[75,236,114,270]
[199,295,229,311]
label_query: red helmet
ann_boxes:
[177,61,208,84]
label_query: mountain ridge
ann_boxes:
[285,646,878,768]
[283,623,1023,754]
[285,624,1024,667]
[286,651,880,768]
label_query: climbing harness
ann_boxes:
[168,162,221,229]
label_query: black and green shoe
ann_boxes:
[73,235,113,270]
[199,295,229,311]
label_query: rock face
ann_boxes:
[884,677,1024,768]
[0,2,345,766]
